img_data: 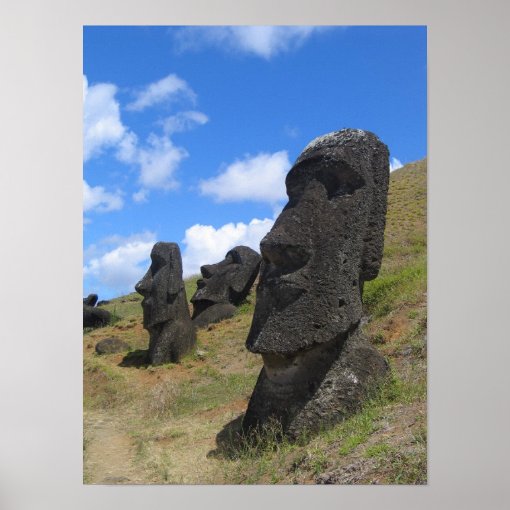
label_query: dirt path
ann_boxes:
[84,410,142,484]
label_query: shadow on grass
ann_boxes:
[118,349,149,368]
[207,415,245,460]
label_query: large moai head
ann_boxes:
[247,129,389,355]
[242,129,390,437]
[135,242,196,364]
[191,246,261,327]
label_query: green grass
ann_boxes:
[184,274,200,303]
[363,257,426,318]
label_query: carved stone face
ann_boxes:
[191,245,261,317]
[135,242,183,331]
[246,129,389,355]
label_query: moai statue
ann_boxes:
[83,293,111,328]
[242,129,390,438]
[191,246,262,328]
[135,242,196,365]
[83,304,111,328]
[83,294,98,306]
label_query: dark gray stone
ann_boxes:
[242,128,390,438]
[96,300,110,306]
[191,246,261,328]
[191,303,237,329]
[83,305,111,328]
[95,337,130,355]
[135,242,196,365]
[83,294,98,307]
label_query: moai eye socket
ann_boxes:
[315,164,366,199]
[285,158,366,203]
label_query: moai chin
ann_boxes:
[242,129,390,438]
[135,242,196,365]
[191,246,261,328]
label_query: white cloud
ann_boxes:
[83,75,127,161]
[84,74,206,201]
[83,231,157,295]
[137,134,188,190]
[83,180,123,213]
[161,110,209,135]
[114,129,192,193]
[182,218,273,277]
[390,157,404,172]
[199,151,290,205]
[132,188,149,203]
[126,74,196,112]
[174,26,329,59]
[115,130,139,164]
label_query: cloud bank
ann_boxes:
[174,26,329,59]
[84,74,208,203]
[199,151,290,205]
[83,76,127,161]
[83,231,156,296]
[83,180,123,213]
[181,218,274,277]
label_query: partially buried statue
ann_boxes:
[83,293,111,328]
[135,242,196,365]
[190,246,262,328]
[242,128,390,438]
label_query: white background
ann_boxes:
[0,1,509,509]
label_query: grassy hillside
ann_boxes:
[83,158,427,484]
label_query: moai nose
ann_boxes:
[200,264,216,279]
[135,273,151,296]
[260,233,311,272]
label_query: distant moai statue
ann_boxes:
[83,294,98,306]
[242,129,390,438]
[191,246,262,328]
[135,242,196,365]
[83,293,111,328]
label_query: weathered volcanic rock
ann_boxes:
[191,303,237,329]
[95,337,130,355]
[242,128,390,438]
[135,242,196,365]
[191,246,261,328]
[83,294,98,306]
[83,305,111,328]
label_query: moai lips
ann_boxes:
[135,242,196,365]
[191,246,261,328]
[242,129,390,438]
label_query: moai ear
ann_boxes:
[166,277,181,299]
[166,248,184,297]
[360,143,390,283]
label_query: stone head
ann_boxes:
[191,246,261,316]
[135,242,184,330]
[246,129,389,355]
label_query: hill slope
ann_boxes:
[83,158,427,484]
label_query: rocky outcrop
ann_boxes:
[95,337,130,355]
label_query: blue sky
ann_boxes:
[83,26,427,300]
